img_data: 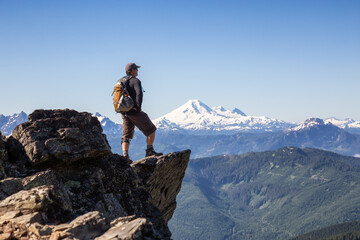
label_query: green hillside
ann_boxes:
[291,220,360,240]
[168,147,360,240]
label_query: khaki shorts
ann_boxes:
[121,111,157,142]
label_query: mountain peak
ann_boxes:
[290,118,330,131]
[212,106,226,112]
[93,112,102,117]
[18,111,27,117]
[186,99,203,105]
[184,99,206,107]
[304,117,325,125]
[154,100,293,134]
[232,108,246,116]
[179,99,213,115]
[325,118,360,134]
[91,113,122,132]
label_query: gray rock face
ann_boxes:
[0,109,190,240]
[132,150,191,222]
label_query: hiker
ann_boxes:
[120,62,162,160]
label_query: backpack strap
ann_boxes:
[120,75,134,96]
[111,75,133,96]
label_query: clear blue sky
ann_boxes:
[1,0,359,123]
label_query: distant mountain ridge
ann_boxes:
[1,102,360,159]
[100,115,360,160]
[149,117,360,159]
[1,101,360,136]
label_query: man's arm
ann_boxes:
[133,78,143,111]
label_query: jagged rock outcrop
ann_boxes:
[132,150,191,223]
[0,109,190,239]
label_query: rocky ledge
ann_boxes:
[0,109,190,239]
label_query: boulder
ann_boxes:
[0,185,68,220]
[0,178,23,200]
[11,109,112,165]
[96,217,157,240]
[50,211,108,239]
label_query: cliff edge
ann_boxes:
[0,109,190,239]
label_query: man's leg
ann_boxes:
[146,131,155,146]
[121,114,134,160]
[122,141,130,157]
[145,130,162,157]
[126,111,162,157]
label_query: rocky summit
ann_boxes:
[0,109,191,240]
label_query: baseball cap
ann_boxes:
[125,63,141,72]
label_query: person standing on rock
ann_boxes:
[120,62,162,161]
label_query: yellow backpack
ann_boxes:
[112,77,134,113]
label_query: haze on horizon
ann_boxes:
[1,0,359,123]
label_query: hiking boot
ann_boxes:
[123,155,132,164]
[145,147,163,157]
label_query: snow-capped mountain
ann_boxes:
[289,118,331,131]
[282,117,360,157]
[325,117,360,134]
[285,117,344,140]
[0,112,28,136]
[92,112,122,135]
[153,99,295,134]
